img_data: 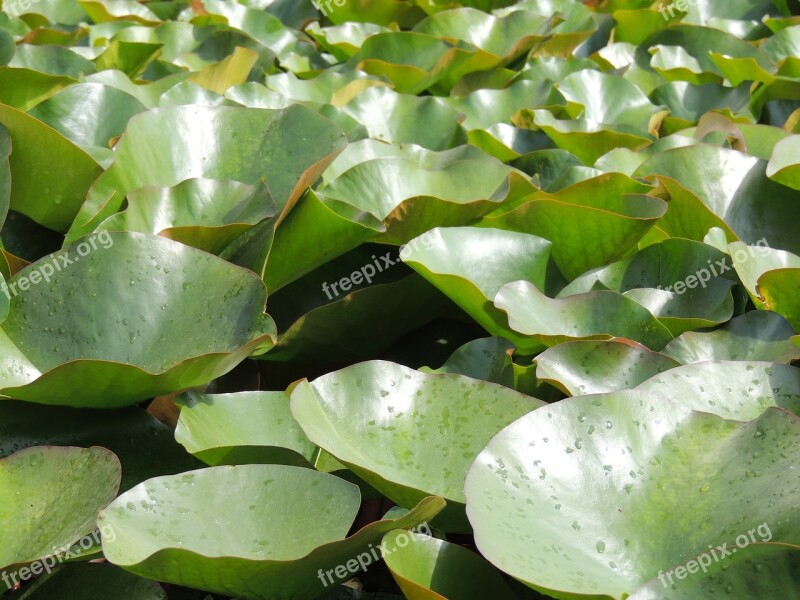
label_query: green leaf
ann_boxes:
[93,41,163,78]
[0,28,14,67]
[401,227,562,353]
[439,79,565,131]
[0,232,276,407]
[66,104,347,246]
[535,340,680,395]
[27,83,146,153]
[662,310,800,364]
[477,173,664,280]
[635,145,800,255]
[515,108,655,164]
[305,22,391,61]
[189,46,258,95]
[0,68,77,112]
[383,530,518,600]
[0,103,102,232]
[317,150,534,244]
[0,446,120,569]
[465,394,800,599]
[557,70,667,131]
[267,272,449,362]
[289,360,543,531]
[496,281,674,350]
[78,0,161,24]
[423,336,516,389]
[97,178,275,255]
[413,7,552,76]
[649,82,751,124]
[9,44,96,78]
[767,133,800,188]
[175,390,317,467]
[322,0,426,28]
[341,87,466,151]
[634,360,800,420]
[100,464,445,599]
[263,188,383,293]
[729,241,800,329]
[349,32,477,95]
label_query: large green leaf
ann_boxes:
[323,0,426,28]
[557,70,667,131]
[496,281,674,350]
[26,82,146,158]
[175,390,317,467]
[477,173,664,279]
[729,241,800,329]
[317,150,535,244]
[634,144,800,255]
[514,108,656,164]
[767,133,800,189]
[382,530,518,600]
[349,32,478,95]
[662,310,800,364]
[100,464,445,599]
[535,340,680,395]
[0,103,102,232]
[65,104,347,246]
[341,87,467,151]
[262,188,383,293]
[0,232,276,407]
[96,178,276,255]
[289,360,544,531]
[465,394,800,599]
[401,227,562,353]
[0,446,120,569]
[634,360,800,420]
[8,44,96,78]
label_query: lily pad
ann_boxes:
[662,310,800,364]
[477,173,664,279]
[401,227,562,353]
[383,530,518,600]
[0,103,102,232]
[767,134,800,189]
[535,340,680,395]
[729,241,800,329]
[99,464,445,600]
[495,281,674,350]
[174,390,317,467]
[96,178,276,255]
[635,360,800,420]
[0,232,276,407]
[0,446,120,569]
[465,393,800,599]
[289,360,544,531]
[65,104,347,245]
